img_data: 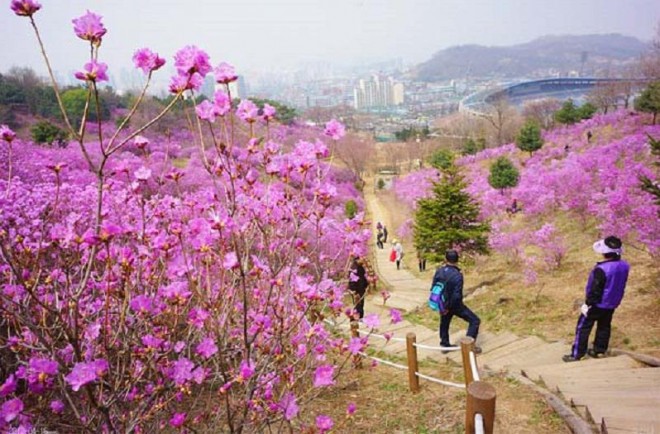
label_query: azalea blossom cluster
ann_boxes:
[1,3,376,432]
[394,110,660,278]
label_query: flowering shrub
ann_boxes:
[0,3,371,432]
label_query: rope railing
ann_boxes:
[325,318,496,433]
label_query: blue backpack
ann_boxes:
[428,280,449,315]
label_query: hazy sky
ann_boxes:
[1,0,659,80]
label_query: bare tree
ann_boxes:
[587,82,621,114]
[332,132,375,184]
[481,95,520,145]
[522,98,561,129]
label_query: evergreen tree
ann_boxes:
[30,120,68,146]
[635,82,660,124]
[462,138,479,155]
[428,148,455,170]
[554,99,579,124]
[413,165,490,263]
[640,134,660,209]
[516,120,544,156]
[488,157,520,194]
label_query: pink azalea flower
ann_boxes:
[132,48,166,74]
[280,392,299,421]
[362,313,380,329]
[237,99,259,123]
[324,119,346,140]
[213,90,231,116]
[0,125,16,142]
[222,251,239,270]
[65,359,109,391]
[195,100,217,122]
[346,402,357,416]
[50,400,65,414]
[72,10,107,44]
[262,103,276,122]
[74,60,109,82]
[171,357,194,385]
[0,374,17,397]
[313,365,335,387]
[169,412,186,428]
[390,308,403,324]
[238,360,255,381]
[383,332,394,342]
[46,162,67,173]
[174,45,211,77]
[98,222,124,242]
[168,72,203,93]
[195,337,218,360]
[316,415,334,433]
[10,0,41,17]
[381,290,390,303]
[347,337,365,355]
[134,135,149,149]
[1,397,23,423]
[174,341,186,353]
[214,62,238,84]
[134,166,152,181]
[160,281,192,303]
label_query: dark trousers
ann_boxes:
[570,306,614,358]
[351,289,366,319]
[418,259,426,271]
[439,304,480,346]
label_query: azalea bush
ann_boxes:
[0,2,374,432]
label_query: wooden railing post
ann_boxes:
[465,381,496,434]
[460,336,476,387]
[406,332,420,393]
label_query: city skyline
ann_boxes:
[1,0,659,91]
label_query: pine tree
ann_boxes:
[488,157,520,194]
[516,120,544,156]
[413,165,490,263]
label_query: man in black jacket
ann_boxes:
[433,250,481,353]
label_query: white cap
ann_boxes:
[593,237,623,255]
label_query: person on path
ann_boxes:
[433,249,481,353]
[417,250,427,272]
[348,256,369,320]
[382,225,389,243]
[563,236,630,362]
[393,239,403,270]
[376,229,384,249]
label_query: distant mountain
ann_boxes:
[414,34,649,81]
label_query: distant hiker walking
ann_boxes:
[348,256,369,320]
[417,250,427,272]
[433,250,481,353]
[563,236,630,362]
[376,229,384,249]
[382,225,388,243]
[392,240,403,270]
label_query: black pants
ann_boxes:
[570,306,614,359]
[418,259,426,271]
[439,304,480,346]
[351,289,366,319]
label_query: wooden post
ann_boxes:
[406,332,420,393]
[465,381,496,434]
[460,336,475,387]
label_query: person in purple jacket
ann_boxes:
[563,236,630,362]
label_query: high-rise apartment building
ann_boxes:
[353,75,404,110]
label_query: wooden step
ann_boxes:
[587,402,660,429]
[486,341,570,374]
[523,354,640,385]
[479,336,547,367]
[446,332,520,364]
[546,367,658,393]
[601,416,660,433]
